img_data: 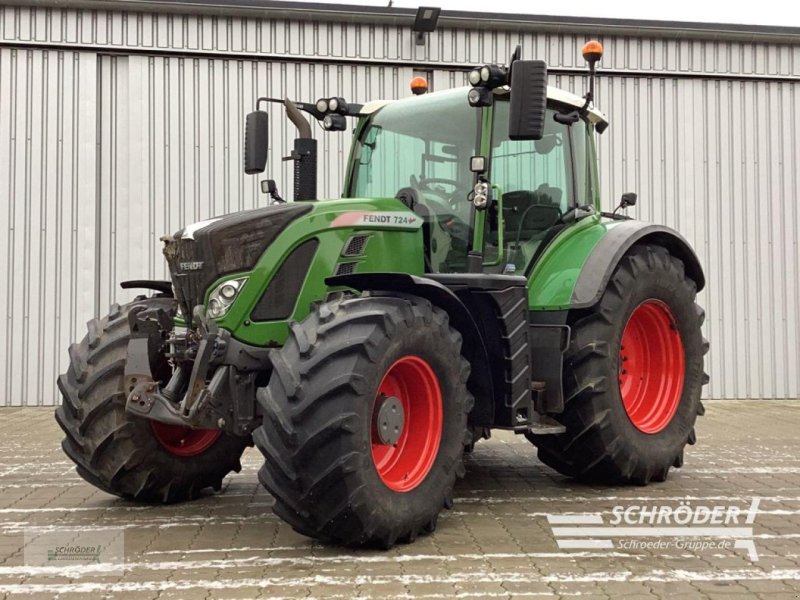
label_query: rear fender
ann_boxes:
[571,222,705,309]
[529,217,704,311]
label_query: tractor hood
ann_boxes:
[163,202,313,317]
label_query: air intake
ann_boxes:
[335,262,357,276]
[250,239,319,322]
[342,235,369,257]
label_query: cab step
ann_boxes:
[528,414,566,435]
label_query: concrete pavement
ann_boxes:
[0,400,799,599]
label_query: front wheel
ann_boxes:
[55,298,250,503]
[254,295,473,548]
[528,244,709,484]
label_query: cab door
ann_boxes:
[483,102,596,275]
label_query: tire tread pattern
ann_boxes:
[55,299,249,503]
[254,295,473,548]
[528,244,709,484]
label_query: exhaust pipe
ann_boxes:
[284,98,317,201]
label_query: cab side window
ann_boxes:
[487,103,573,273]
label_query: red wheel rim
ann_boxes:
[371,356,443,492]
[150,422,221,457]
[618,300,685,434]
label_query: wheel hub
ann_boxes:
[618,299,685,434]
[370,355,443,493]
[150,422,221,457]
[374,394,405,445]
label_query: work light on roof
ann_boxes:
[467,62,508,107]
[322,113,347,131]
[467,86,492,108]
[328,97,348,114]
[315,97,349,117]
[469,63,508,90]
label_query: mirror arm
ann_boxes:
[258,96,362,120]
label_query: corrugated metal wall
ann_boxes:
[0,46,98,406]
[1,4,798,404]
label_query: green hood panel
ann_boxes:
[210,197,425,346]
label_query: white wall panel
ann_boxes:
[590,76,800,399]
[0,47,97,405]
[0,4,798,404]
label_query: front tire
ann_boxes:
[528,244,708,484]
[254,295,473,548]
[55,298,250,503]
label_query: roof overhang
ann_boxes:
[7,0,800,44]
[359,86,608,129]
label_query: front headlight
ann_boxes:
[206,277,248,319]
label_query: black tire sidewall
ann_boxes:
[354,313,467,529]
[601,253,704,466]
[57,298,249,502]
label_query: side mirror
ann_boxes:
[244,110,269,174]
[621,192,637,208]
[613,192,637,216]
[508,60,548,141]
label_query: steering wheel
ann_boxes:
[417,177,462,200]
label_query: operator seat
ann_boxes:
[502,184,563,238]
[502,184,563,270]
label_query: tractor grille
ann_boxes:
[251,239,319,321]
[163,203,312,324]
[163,240,214,318]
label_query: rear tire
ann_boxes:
[528,244,708,484]
[55,298,250,503]
[254,295,473,548]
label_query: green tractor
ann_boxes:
[56,41,708,548]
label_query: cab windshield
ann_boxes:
[348,88,480,272]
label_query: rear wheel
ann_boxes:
[55,298,250,502]
[254,295,473,547]
[618,299,685,434]
[528,244,708,484]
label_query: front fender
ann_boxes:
[529,216,705,311]
[326,272,496,428]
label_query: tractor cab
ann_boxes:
[344,83,608,277]
[242,43,610,280]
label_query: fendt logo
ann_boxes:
[179,261,204,271]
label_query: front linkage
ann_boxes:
[123,301,269,438]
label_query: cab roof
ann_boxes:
[360,85,609,129]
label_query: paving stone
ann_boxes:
[0,402,799,598]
